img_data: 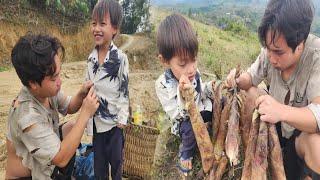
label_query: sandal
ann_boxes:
[177,157,193,177]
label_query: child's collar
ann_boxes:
[89,42,117,63]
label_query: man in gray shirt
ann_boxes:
[227,0,320,179]
[5,34,99,179]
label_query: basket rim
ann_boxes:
[127,122,160,132]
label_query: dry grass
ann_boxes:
[0,21,127,68]
[0,21,91,65]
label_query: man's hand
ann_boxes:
[225,68,239,88]
[256,95,285,124]
[225,69,254,91]
[179,75,192,91]
[67,81,95,114]
[81,86,99,118]
[79,81,94,99]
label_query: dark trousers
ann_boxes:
[179,111,212,160]
[276,123,320,180]
[51,123,76,180]
[93,124,124,180]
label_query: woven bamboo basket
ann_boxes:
[123,123,160,179]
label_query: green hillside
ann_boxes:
[151,7,260,79]
[150,8,261,179]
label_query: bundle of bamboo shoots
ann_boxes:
[241,109,286,180]
[180,76,285,180]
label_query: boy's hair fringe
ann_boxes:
[92,0,123,30]
[157,13,198,61]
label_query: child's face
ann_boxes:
[165,55,197,81]
[91,13,117,48]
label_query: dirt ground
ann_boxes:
[0,32,224,179]
[0,34,167,178]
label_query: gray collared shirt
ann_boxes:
[6,87,71,179]
[248,34,320,138]
[86,42,129,134]
[155,69,213,135]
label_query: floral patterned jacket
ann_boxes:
[86,42,129,134]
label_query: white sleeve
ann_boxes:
[155,79,186,121]
[116,55,129,125]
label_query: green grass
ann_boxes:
[192,18,260,78]
[150,8,261,179]
[0,66,9,72]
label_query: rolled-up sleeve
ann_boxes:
[18,114,60,166]
[307,103,320,132]
[56,91,71,116]
[247,48,269,86]
[306,52,320,102]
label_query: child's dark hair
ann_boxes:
[11,33,65,87]
[92,0,122,38]
[157,13,198,61]
[258,0,314,52]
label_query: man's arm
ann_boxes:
[53,87,98,167]
[52,112,89,167]
[256,95,320,133]
[282,102,319,133]
[226,48,268,90]
[283,96,320,133]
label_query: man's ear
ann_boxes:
[158,54,169,67]
[298,42,304,51]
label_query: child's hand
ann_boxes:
[179,75,192,91]
[117,123,126,129]
[81,86,99,118]
[80,81,94,98]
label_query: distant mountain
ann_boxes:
[151,0,213,6]
[151,0,211,5]
[151,0,318,7]
[150,0,270,6]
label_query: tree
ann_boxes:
[28,0,94,18]
[121,0,151,34]
[136,0,152,33]
[188,8,192,17]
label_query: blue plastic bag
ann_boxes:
[73,144,94,180]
